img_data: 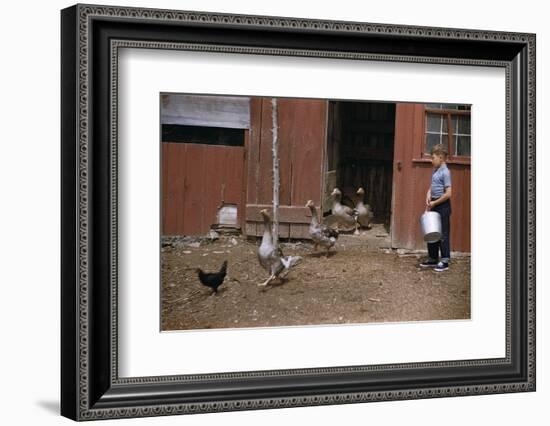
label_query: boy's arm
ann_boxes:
[429,186,452,208]
[426,187,431,207]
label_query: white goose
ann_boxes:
[306,200,339,256]
[330,188,357,230]
[257,209,301,286]
[354,187,374,234]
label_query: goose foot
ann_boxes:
[258,275,275,287]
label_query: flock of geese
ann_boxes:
[257,187,374,287]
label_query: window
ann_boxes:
[425,104,471,159]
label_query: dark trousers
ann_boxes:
[427,198,451,263]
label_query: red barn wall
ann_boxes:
[161,142,246,236]
[392,103,471,252]
[245,97,327,239]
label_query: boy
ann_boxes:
[420,144,452,272]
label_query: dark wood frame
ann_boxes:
[61,4,536,421]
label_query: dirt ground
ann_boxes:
[161,225,470,331]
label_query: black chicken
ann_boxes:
[196,260,228,294]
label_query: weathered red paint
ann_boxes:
[161,98,470,251]
[392,103,471,252]
[245,97,327,238]
[161,142,245,236]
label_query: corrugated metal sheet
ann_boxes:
[160,94,250,129]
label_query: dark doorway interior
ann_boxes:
[324,101,396,228]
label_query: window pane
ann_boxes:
[456,135,471,156]
[451,116,458,134]
[426,103,471,111]
[426,134,449,154]
[425,133,441,154]
[452,115,471,136]
[460,115,471,135]
[426,113,441,132]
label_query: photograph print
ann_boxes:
[160,94,471,331]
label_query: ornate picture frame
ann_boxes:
[61,4,536,421]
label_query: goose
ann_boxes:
[330,188,357,230]
[257,209,301,286]
[306,200,338,256]
[354,187,374,234]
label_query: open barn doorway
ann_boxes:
[323,101,396,236]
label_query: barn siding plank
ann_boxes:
[391,103,413,249]
[162,143,182,235]
[161,143,169,234]
[183,144,205,234]
[204,145,225,231]
[289,99,326,207]
[277,99,294,206]
[246,98,262,206]
[172,144,186,235]
[257,99,275,205]
[289,224,311,240]
[246,205,312,223]
[241,130,250,231]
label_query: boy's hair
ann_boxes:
[431,143,448,158]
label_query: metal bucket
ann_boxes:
[420,211,442,243]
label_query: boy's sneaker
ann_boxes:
[419,259,438,268]
[434,261,449,272]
